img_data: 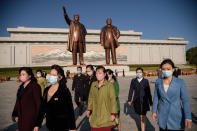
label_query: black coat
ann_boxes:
[72,74,86,95]
[84,74,97,101]
[35,85,76,130]
[128,78,153,112]
[12,81,42,131]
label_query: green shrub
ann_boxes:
[186,47,197,65]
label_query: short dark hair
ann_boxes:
[36,69,43,76]
[77,66,82,70]
[36,69,42,73]
[160,59,175,69]
[96,66,106,73]
[86,65,94,71]
[136,67,144,72]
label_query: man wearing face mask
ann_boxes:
[84,65,97,104]
[72,66,86,116]
[128,67,153,131]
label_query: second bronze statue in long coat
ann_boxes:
[100,18,120,64]
[63,6,87,65]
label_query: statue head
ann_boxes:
[74,14,79,22]
[106,18,112,25]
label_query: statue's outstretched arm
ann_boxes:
[62,6,71,25]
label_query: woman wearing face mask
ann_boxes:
[152,59,192,131]
[85,65,97,103]
[36,70,47,96]
[87,66,117,131]
[106,69,121,131]
[128,67,153,131]
[34,65,76,131]
[12,67,42,131]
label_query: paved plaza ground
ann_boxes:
[0,75,197,131]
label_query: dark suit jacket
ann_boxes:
[72,74,86,95]
[100,25,120,49]
[35,84,76,130]
[128,78,153,112]
[12,81,42,131]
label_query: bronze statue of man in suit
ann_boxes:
[100,18,120,65]
[63,6,87,65]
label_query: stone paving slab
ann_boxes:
[0,75,197,131]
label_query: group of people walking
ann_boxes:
[12,59,192,131]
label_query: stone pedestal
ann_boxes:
[63,65,87,74]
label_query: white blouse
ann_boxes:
[137,77,143,83]
[163,84,169,93]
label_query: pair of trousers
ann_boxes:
[74,91,84,115]
[105,48,117,64]
[72,42,84,65]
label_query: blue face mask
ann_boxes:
[87,72,93,76]
[162,70,173,78]
[37,74,41,78]
[77,71,81,74]
[48,76,58,85]
[136,73,142,78]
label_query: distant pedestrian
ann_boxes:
[123,69,125,77]
[72,66,86,116]
[157,69,163,78]
[36,70,47,96]
[66,70,70,79]
[173,67,181,78]
[115,69,118,77]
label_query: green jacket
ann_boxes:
[88,80,117,128]
[37,77,47,96]
[113,80,120,112]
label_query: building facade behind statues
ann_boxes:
[100,18,120,65]
[63,6,87,65]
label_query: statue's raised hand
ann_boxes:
[62,6,67,15]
